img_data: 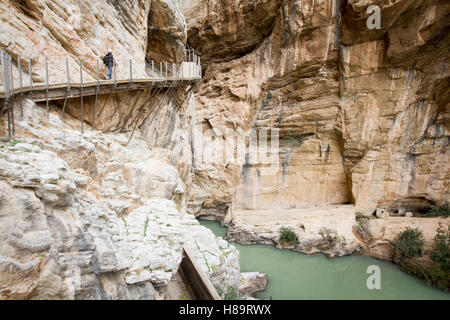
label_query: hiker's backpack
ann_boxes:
[102,55,109,67]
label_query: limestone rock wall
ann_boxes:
[0,0,187,86]
[340,0,450,215]
[0,99,239,299]
[0,0,151,84]
[0,0,241,300]
[183,0,449,218]
[147,0,187,63]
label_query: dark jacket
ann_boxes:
[103,52,114,68]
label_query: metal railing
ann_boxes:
[0,47,202,96]
[0,46,202,136]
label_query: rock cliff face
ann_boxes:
[0,0,242,300]
[185,0,449,215]
[182,0,449,255]
[0,0,449,299]
[0,100,240,299]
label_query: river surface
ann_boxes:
[199,220,450,300]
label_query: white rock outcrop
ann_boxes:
[239,272,268,298]
[0,100,240,299]
[182,214,240,298]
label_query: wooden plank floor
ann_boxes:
[0,77,200,101]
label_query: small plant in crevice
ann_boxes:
[224,286,239,300]
[279,227,299,246]
[144,216,150,236]
[393,228,424,259]
[214,285,224,298]
[281,134,309,149]
[9,139,23,147]
[426,202,450,218]
[121,217,129,235]
[319,228,341,249]
[356,217,370,239]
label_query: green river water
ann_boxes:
[199,220,450,300]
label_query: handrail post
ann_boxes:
[66,58,71,90]
[79,60,83,85]
[18,56,23,91]
[165,62,168,81]
[96,59,99,86]
[113,60,117,85]
[9,55,14,95]
[91,59,100,130]
[152,60,154,82]
[9,55,15,135]
[44,58,48,89]
[45,57,49,119]
[1,51,7,97]
[194,53,197,78]
[1,51,10,137]
[172,63,175,81]
[28,58,32,94]
[129,59,133,83]
[190,50,193,79]
[18,56,23,119]
[80,60,84,133]
[61,58,70,118]
[0,51,3,92]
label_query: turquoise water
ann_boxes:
[199,220,450,300]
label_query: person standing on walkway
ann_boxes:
[102,49,115,80]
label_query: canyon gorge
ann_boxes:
[0,0,449,299]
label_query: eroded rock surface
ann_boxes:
[239,272,268,298]
[0,100,239,299]
[183,0,449,258]
[361,217,450,261]
[227,206,361,257]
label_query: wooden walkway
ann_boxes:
[0,47,202,136]
[2,77,199,102]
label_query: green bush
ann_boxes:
[224,286,238,300]
[432,227,450,271]
[279,227,299,245]
[400,259,449,292]
[393,228,424,259]
[10,139,23,147]
[427,202,450,218]
[213,285,224,297]
[395,227,450,291]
